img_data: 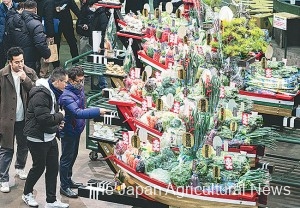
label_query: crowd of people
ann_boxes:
[0,0,183,207]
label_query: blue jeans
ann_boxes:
[60,135,80,189]
[0,121,28,182]
[98,75,108,90]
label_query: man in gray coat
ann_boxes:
[0,47,38,193]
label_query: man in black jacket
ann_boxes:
[54,0,80,67]
[22,67,69,208]
[5,0,51,75]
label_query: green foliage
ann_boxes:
[214,18,267,58]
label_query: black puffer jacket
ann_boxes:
[24,85,64,141]
[36,0,56,37]
[21,10,51,61]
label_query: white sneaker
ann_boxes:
[16,169,28,180]
[0,182,10,193]
[22,193,39,207]
[45,200,69,208]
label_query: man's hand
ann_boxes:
[99,108,111,115]
[17,70,27,81]
[47,37,54,44]
[82,24,88,30]
[59,109,65,117]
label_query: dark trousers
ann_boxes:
[24,139,58,203]
[0,121,28,182]
[60,135,80,189]
[54,11,79,67]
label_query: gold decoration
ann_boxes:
[202,144,213,158]
[230,121,238,132]
[198,98,208,112]
[213,166,220,178]
[182,132,194,148]
[131,135,141,148]
[156,98,163,111]
[141,71,147,82]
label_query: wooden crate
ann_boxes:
[252,13,273,35]
[252,103,293,117]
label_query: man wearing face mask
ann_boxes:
[59,66,109,198]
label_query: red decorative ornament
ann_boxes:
[224,155,233,170]
[152,138,160,152]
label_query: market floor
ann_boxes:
[0,123,132,208]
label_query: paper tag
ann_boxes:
[138,128,148,143]
[155,71,161,81]
[172,19,175,27]
[182,132,194,148]
[282,58,287,66]
[265,68,272,78]
[122,132,129,145]
[152,138,160,152]
[184,99,190,116]
[216,146,222,156]
[242,113,249,125]
[130,68,135,79]
[223,140,228,152]
[146,96,152,108]
[173,101,180,114]
[220,86,225,98]
[240,102,245,112]
[127,131,134,145]
[142,99,148,111]
[135,68,141,79]
[229,82,236,88]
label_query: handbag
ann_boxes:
[48,43,59,63]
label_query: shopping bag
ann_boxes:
[48,43,59,62]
